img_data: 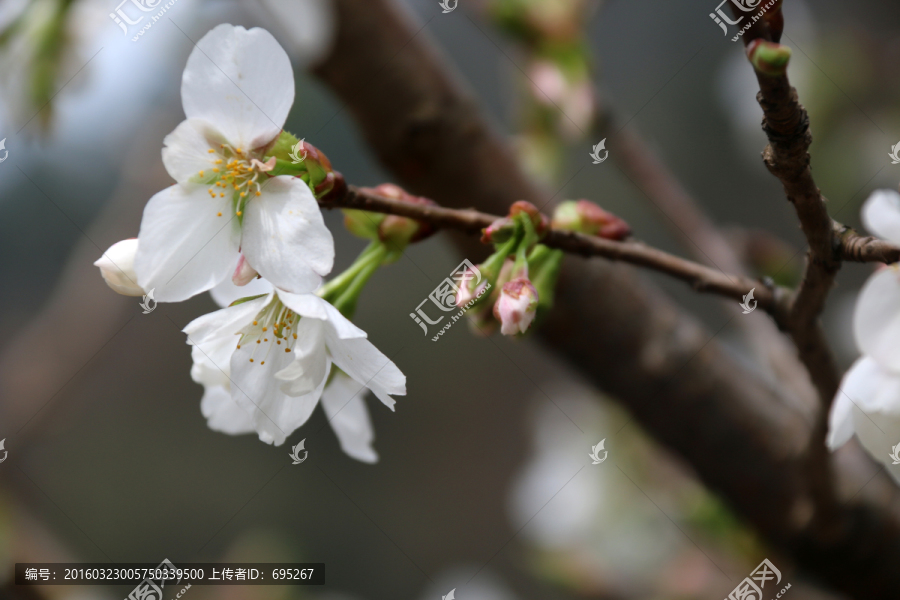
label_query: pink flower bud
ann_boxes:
[232,254,259,286]
[363,184,436,249]
[492,278,539,336]
[481,217,516,244]
[455,268,486,308]
[552,200,631,240]
[509,200,550,235]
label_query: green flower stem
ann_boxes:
[512,214,539,277]
[318,241,385,301]
[330,244,390,318]
[481,228,523,282]
[530,247,564,310]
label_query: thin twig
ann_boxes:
[321,185,783,316]
[837,221,900,264]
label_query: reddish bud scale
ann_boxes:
[482,218,516,244]
[552,200,631,240]
[509,200,550,235]
[359,184,437,246]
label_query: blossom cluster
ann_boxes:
[94,25,405,462]
[452,200,629,337]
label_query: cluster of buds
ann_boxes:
[551,200,631,240]
[460,201,561,337]
[343,184,436,254]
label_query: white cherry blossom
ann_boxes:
[184,287,405,458]
[828,189,900,481]
[134,24,333,303]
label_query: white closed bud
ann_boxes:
[94,239,144,296]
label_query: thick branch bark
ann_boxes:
[322,185,780,313]
[312,0,900,595]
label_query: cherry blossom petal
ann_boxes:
[324,329,406,410]
[135,184,241,302]
[181,24,294,150]
[209,268,274,308]
[827,388,855,450]
[854,265,900,371]
[161,118,227,185]
[321,372,378,463]
[277,291,366,339]
[185,294,270,390]
[241,177,334,295]
[201,385,255,435]
[829,357,877,450]
[274,318,330,396]
[862,189,900,245]
[184,292,271,344]
[833,356,900,482]
[231,336,323,446]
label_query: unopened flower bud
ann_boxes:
[493,278,539,336]
[482,218,516,244]
[370,183,405,200]
[509,200,550,235]
[343,209,384,240]
[94,239,144,296]
[746,39,791,77]
[362,184,436,250]
[455,267,486,308]
[552,200,631,240]
[232,254,259,286]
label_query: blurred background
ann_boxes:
[1,0,899,598]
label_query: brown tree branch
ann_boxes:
[322,185,783,315]
[592,101,818,413]
[731,9,841,414]
[837,222,900,264]
[312,0,900,595]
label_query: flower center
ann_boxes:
[236,298,301,366]
[198,144,269,217]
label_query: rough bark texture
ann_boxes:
[312,0,900,596]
